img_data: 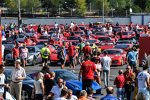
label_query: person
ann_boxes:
[12,44,20,67]
[41,43,51,67]
[137,62,150,100]
[127,48,138,69]
[10,59,26,100]
[101,51,111,87]
[2,45,4,60]
[42,29,48,36]
[47,78,67,100]
[20,44,28,67]
[114,70,125,100]
[82,42,92,57]
[78,90,88,100]
[100,86,117,100]
[67,89,78,100]
[123,65,134,100]
[78,55,100,90]
[87,88,95,100]
[56,88,68,100]
[68,42,76,71]
[44,72,55,96]
[78,38,85,65]
[58,43,67,69]
[32,72,44,100]
[0,65,8,100]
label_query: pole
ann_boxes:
[102,0,105,23]
[18,0,21,28]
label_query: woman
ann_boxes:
[32,72,44,100]
[20,44,28,67]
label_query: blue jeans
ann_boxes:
[117,88,125,100]
[103,70,109,87]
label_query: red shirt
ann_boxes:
[81,60,96,80]
[82,46,92,56]
[123,70,133,84]
[114,74,125,88]
[68,45,76,57]
[12,47,19,58]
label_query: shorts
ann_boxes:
[69,56,75,65]
[60,58,65,64]
[128,61,136,68]
[42,58,48,63]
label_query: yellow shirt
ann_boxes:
[41,47,50,58]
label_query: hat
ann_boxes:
[15,59,21,63]
[86,42,90,45]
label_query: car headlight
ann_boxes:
[28,55,34,61]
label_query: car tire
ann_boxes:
[21,89,30,100]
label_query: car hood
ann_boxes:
[66,80,101,90]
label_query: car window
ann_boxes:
[74,32,83,34]
[122,32,128,35]
[54,70,78,81]
[86,40,96,43]
[95,32,105,35]
[115,45,129,49]
[18,35,25,38]
[67,37,80,40]
[27,47,35,53]
[39,36,49,39]
[104,50,121,55]
[98,37,111,41]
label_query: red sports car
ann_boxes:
[100,49,127,66]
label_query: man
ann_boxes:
[41,43,50,67]
[68,42,76,71]
[47,78,67,100]
[100,86,117,100]
[78,90,88,100]
[67,89,78,100]
[11,59,26,100]
[78,38,85,65]
[78,55,99,90]
[114,70,125,100]
[0,64,8,99]
[12,44,20,67]
[127,48,138,69]
[101,51,111,87]
[56,88,68,100]
[82,42,92,57]
[123,65,134,100]
[137,62,150,100]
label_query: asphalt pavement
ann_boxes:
[6,63,127,100]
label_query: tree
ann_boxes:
[134,0,147,12]
[5,0,41,13]
[75,0,86,16]
[145,0,150,12]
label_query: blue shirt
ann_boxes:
[127,51,137,62]
[100,95,118,100]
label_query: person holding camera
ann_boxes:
[47,78,67,100]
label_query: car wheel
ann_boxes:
[21,89,30,100]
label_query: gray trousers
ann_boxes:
[103,70,109,87]
[10,82,22,100]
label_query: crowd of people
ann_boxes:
[0,21,149,100]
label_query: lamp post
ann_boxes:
[102,0,105,23]
[18,0,21,27]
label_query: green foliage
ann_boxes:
[132,5,142,13]
[75,0,87,16]
[145,0,150,13]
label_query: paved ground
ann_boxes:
[6,63,127,100]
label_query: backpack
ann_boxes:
[43,48,49,56]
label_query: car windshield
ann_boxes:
[27,47,35,53]
[95,32,105,35]
[115,45,129,49]
[98,37,111,41]
[39,36,49,39]
[79,27,85,30]
[116,40,130,44]
[86,40,96,43]
[18,35,25,38]
[122,32,128,35]
[67,37,79,40]
[54,70,78,81]
[104,50,121,55]
[74,32,83,34]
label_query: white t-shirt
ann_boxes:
[34,79,43,94]
[148,23,150,27]
[137,71,150,91]
[0,73,5,93]
[68,95,78,100]
[55,97,67,100]
[2,45,4,58]
[101,56,111,70]
[70,23,74,29]
[95,64,102,76]
[51,85,64,99]
[55,23,58,29]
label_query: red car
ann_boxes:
[100,49,127,66]
[117,31,136,39]
[96,41,114,51]
[90,32,106,39]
